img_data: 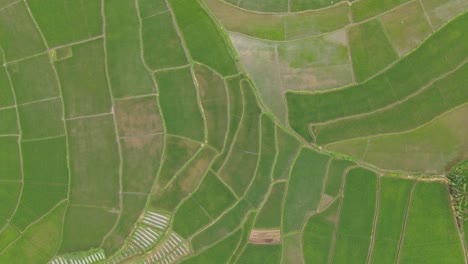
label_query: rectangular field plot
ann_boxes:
[237,244,281,264]
[381,1,432,55]
[254,182,286,229]
[0,182,21,228]
[114,95,163,137]
[11,137,68,230]
[399,181,465,263]
[0,66,14,108]
[370,177,414,263]
[303,199,339,264]
[150,147,216,212]
[105,0,155,98]
[169,0,238,76]
[283,147,329,233]
[348,19,398,82]
[60,205,118,253]
[8,54,60,104]
[218,81,261,197]
[330,168,377,263]
[204,0,285,41]
[0,136,21,181]
[155,67,205,142]
[194,64,228,151]
[272,126,301,180]
[27,0,101,47]
[245,114,276,207]
[281,234,303,264]
[67,114,119,208]
[55,39,112,118]
[121,134,163,193]
[351,0,410,22]
[191,199,252,251]
[181,228,241,264]
[192,171,237,218]
[18,98,64,140]
[0,1,45,61]
[285,2,350,39]
[173,196,212,238]
[0,107,18,134]
[140,11,188,70]
[0,202,66,264]
[102,194,147,255]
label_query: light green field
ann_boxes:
[255,182,286,229]
[101,194,147,255]
[245,114,276,207]
[155,135,201,189]
[399,181,465,263]
[181,228,241,264]
[194,64,229,151]
[0,1,45,61]
[60,205,118,253]
[17,98,64,140]
[272,126,301,180]
[11,137,68,229]
[323,159,355,197]
[155,67,205,142]
[191,199,252,251]
[380,1,432,55]
[218,81,261,197]
[0,201,66,264]
[67,115,120,208]
[421,0,468,28]
[173,196,212,238]
[370,177,414,264]
[169,0,238,76]
[8,54,59,104]
[27,0,101,47]
[0,136,20,181]
[348,19,398,82]
[303,199,339,263]
[210,75,244,172]
[105,0,155,98]
[55,39,112,118]
[192,171,237,218]
[140,11,188,70]
[331,168,377,263]
[291,0,344,11]
[0,223,20,251]
[328,104,468,173]
[283,147,329,233]
[351,0,410,22]
[237,244,281,264]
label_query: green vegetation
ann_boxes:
[283,147,329,233]
[237,244,281,264]
[0,136,21,181]
[348,19,398,82]
[173,196,212,238]
[324,159,355,197]
[155,67,205,142]
[17,98,64,140]
[272,126,301,180]
[447,160,468,225]
[239,0,288,13]
[291,0,344,11]
[255,182,286,228]
[351,0,410,22]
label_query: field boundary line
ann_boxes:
[99,0,126,248]
[50,35,104,51]
[0,0,20,11]
[395,181,417,263]
[140,9,169,20]
[119,132,164,140]
[21,134,65,143]
[153,64,191,73]
[121,191,147,196]
[159,147,204,191]
[0,46,25,238]
[190,65,209,144]
[309,59,467,127]
[345,10,356,84]
[269,124,281,181]
[65,112,112,121]
[323,101,468,149]
[68,203,118,211]
[366,174,382,263]
[0,105,15,111]
[209,169,239,200]
[113,93,157,101]
[0,134,19,137]
[418,0,435,31]
[17,96,60,107]
[218,77,232,156]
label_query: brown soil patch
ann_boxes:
[249,229,281,244]
[318,194,334,211]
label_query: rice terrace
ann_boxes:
[0,0,466,263]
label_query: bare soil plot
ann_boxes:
[249,229,281,244]
[421,0,468,29]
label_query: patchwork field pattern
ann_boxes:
[0,0,466,263]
